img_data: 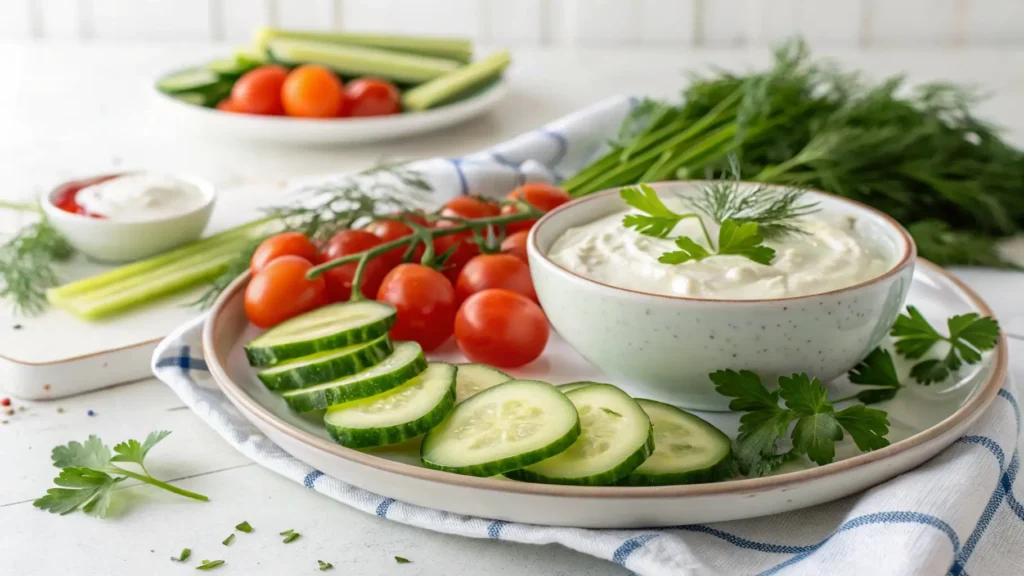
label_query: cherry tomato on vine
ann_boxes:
[376,264,456,351]
[282,65,346,118]
[500,183,572,234]
[231,65,288,116]
[432,229,479,283]
[364,212,430,265]
[245,256,328,328]
[500,230,530,265]
[439,196,501,221]
[344,78,401,117]
[250,232,319,274]
[455,254,536,303]
[321,229,391,301]
[455,289,549,368]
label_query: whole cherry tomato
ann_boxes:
[439,196,501,221]
[455,254,536,303]
[500,183,572,234]
[231,65,288,115]
[281,65,346,118]
[432,229,479,283]
[344,78,401,117]
[376,264,456,351]
[455,289,549,368]
[500,230,530,265]
[320,229,392,301]
[245,256,328,328]
[250,232,319,274]
[364,212,430,265]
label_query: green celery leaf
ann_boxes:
[834,405,890,452]
[659,236,711,264]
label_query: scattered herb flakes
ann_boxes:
[235,520,252,533]
[172,548,192,562]
[279,529,295,536]
[222,533,235,546]
[395,556,412,564]
[12,324,22,330]
[282,532,301,544]
[196,559,225,571]
[56,407,65,413]
[3,408,13,416]
[318,560,334,571]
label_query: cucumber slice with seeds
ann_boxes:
[257,336,393,391]
[556,382,596,393]
[421,380,580,477]
[618,400,733,486]
[157,68,221,94]
[504,384,653,486]
[324,363,456,448]
[455,363,511,403]
[282,341,427,412]
[245,301,396,367]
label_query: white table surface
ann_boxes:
[3,42,1024,576]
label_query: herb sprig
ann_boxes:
[891,306,1000,384]
[0,212,74,315]
[33,432,208,518]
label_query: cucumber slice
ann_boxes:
[401,51,510,111]
[245,301,396,367]
[556,382,596,393]
[421,380,580,477]
[618,400,733,486]
[234,46,269,67]
[257,336,394,391]
[504,384,653,486]
[282,341,427,412]
[267,39,459,84]
[324,363,456,448]
[172,92,209,106]
[255,28,473,63]
[455,363,512,403]
[206,57,256,79]
[157,68,220,94]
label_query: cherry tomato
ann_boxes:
[433,230,479,283]
[501,183,572,234]
[455,254,535,303]
[51,174,120,218]
[231,65,288,116]
[439,196,501,221]
[500,230,530,264]
[376,264,456,351]
[281,65,346,118]
[321,229,392,301]
[364,213,430,265]
[245,256,328,328]
[250,232,318,274]
[215,98,246,113]
[344,78,401,117]
[455,289,549,368]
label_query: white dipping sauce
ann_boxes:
[547,196,894,300]
[76,173,207,221]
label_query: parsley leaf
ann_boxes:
[51,435,113,470]
[779,374,842,465]
[318,560,334,571]
[715,220,776,265]
[847,347,902,404]
[196,559,225,571]
[658,236,711,264]
[834,405,890,452]
[735,407,793,476]
[110,430,171,471]
[32,467,123,518]
[710,369,779,412]
[890,306,1000,384]
[620,184,685,238]
[172,548,191,562]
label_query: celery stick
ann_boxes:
[267,39,460,84]
[255,28,473,63]
[401,51,510,111]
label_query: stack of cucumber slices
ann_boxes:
[244,300,733,487]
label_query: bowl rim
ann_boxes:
[527,181,917,304]
[202,259,1006,500]
[41,171,217,225]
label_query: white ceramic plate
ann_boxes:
[203,261,1006,528]
[151,79,508,145]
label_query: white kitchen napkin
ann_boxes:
[152,98,1024,576]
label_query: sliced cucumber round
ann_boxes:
[556,382,597,393]
[455,363,512,403]
[157,68,220,94]
[421,380,580,477]
[324,363,456,448]
[206,57,256,79]
[257,336,393,391]
[282,341,427,412]
[504,384,653,486]
[618,400,733,486]
[245,301,396,367]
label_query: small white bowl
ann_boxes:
[41,172,216,263]
[528,182,916,411]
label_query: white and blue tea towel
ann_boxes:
[153,98,1024,576]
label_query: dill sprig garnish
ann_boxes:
[0,214,74,315]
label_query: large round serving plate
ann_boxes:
[203,260,1006,528]
[151,79,507,145]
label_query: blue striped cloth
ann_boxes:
[152,98,1023,575]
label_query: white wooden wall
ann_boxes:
[1,0,1022,46]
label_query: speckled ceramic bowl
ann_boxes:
[527,182,916,411]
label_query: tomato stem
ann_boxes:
[346,252,371,302]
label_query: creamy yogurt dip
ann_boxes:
[75,173,208,221]
[547,196,894,300]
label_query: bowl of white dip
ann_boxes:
[528,181,915,410]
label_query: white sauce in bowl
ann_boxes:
[547,196,895,300]
[76,173,208,221]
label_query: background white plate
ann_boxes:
[204,261,1006,528]
[151,79,508,145]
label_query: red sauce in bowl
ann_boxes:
[51,174,121,218]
